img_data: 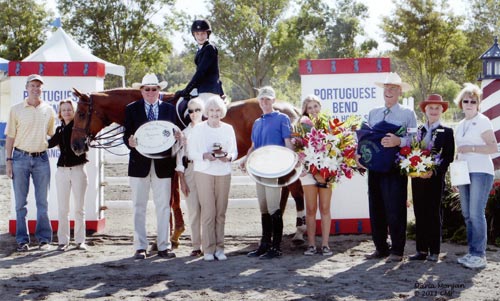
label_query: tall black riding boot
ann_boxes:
[260,209,283,259]
[247,213,272,257]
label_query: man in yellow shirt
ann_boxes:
[5,74,56,252]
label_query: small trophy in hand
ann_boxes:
[212,143,227,158]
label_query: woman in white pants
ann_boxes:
[48,100,88,251]
[176,98,205,256]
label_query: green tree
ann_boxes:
[314,0,377,58]
[57,0,175,88]
[210,0,294,98]
[382,0,463,101]
[0,0,52,60]
[463,0,500,82]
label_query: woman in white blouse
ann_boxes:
[454,83,498,269]
[188,95,237,261]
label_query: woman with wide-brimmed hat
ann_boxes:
[409,94,455,262]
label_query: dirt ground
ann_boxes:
[1,161,500,300]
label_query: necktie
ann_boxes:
[383,108,390,120]
[147,104,155,121]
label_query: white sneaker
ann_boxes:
[457,253,472,264]
[462,256,487,269]
[214,249,227,261]
[204,254,215,261]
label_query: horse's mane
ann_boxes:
[91,88,175,98]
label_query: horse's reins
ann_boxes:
[75,94,128,155]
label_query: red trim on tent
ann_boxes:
[8,61,105,77]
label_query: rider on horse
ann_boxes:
[175,19,224,104]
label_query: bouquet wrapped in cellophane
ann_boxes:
[396,132,442,177]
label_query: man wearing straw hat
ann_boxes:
[361,72,417,263]
[124,73,182,260]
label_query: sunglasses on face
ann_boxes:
[188,108,202,114]
[462,99,477,104]
[143,87,158,92]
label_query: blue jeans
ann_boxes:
[12,149,52,244]
[458,172,494,257]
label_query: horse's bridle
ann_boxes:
[73,93,94,146]
[73,93,126,153]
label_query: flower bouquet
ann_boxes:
[291,113,361,187]
[396,133,442,177]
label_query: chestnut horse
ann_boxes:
[70,88,306,244]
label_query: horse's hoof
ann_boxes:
[291,232,305,245]
[170,225,185,248]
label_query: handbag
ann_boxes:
[449,160,470,186]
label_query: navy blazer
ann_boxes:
[123,99,178,178]
[420,124,455,176]
[184,41,223,95]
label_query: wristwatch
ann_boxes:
[6,157,13,161]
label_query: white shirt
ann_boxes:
[188,121,238,176]
[455,113,495,175]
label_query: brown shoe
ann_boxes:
[385,254,403,262]
[365,250,389,259]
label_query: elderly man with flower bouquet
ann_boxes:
[356,72,417,263]
[400,94,454,262]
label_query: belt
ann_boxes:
[14,147,46,157]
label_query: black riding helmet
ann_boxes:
[191,19,212,38]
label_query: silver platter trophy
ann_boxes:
[134,120,180,159]
[246,145,302,188]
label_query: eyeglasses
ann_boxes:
[143,88,158,92]
[462,99,477,104]
[188,108,202,113]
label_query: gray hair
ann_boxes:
[204,95,227,118]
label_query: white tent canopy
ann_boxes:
[23,27,125,83]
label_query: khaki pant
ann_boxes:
[194,172,231,254]
[56,164,88,245]
[255,176,280,215]
[184,163,201,250]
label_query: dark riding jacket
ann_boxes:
[183,40,223,96]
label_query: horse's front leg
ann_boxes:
[170,172,185,248]
[280,180,306,245]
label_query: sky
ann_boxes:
[45,0,468,54]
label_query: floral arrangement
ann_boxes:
[291,113,361,186]
[396,130,442,177]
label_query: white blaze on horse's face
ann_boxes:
[258,96,275,114]
[141,86,160,104]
